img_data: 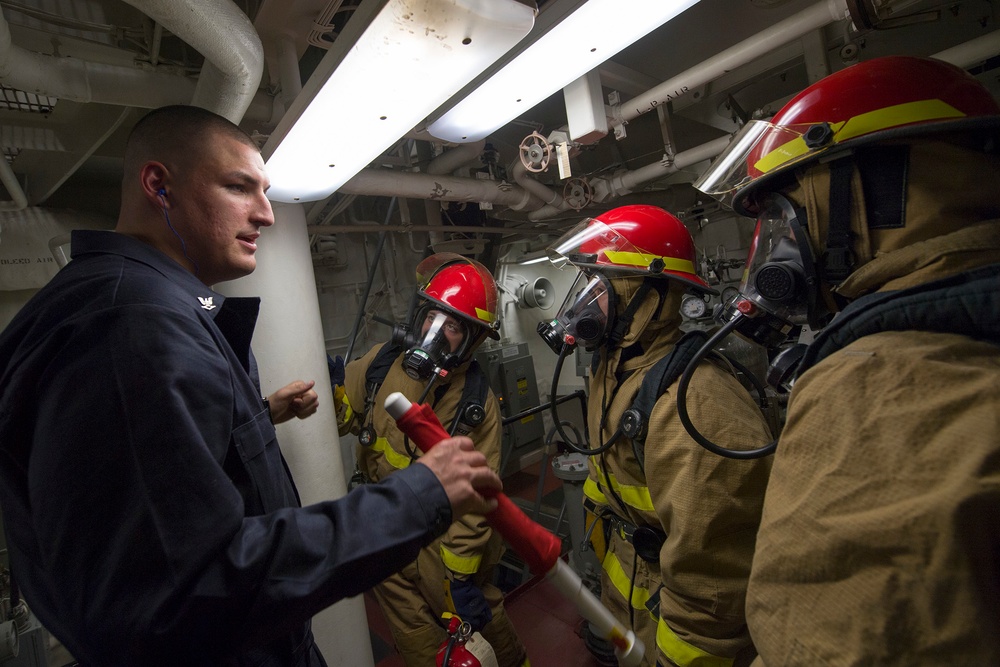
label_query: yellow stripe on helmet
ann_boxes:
[602,251,696,275]
[475,307,495,323]
[754,99,966,175]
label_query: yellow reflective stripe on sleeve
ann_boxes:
[603,551,652,613]
[656,618,735,667]
[602,251,696,275]
[373,436,411,470]
[583,476,608,504]
[475,307,495,323]
[337,388,353,425]
[755,99,965,175]
[440,545,483,575]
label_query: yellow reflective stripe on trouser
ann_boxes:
[440,545,482,575]
[373,436,411,470]
[603,550,652,613]
[656,618,735,667]
[587,471,654,513]
[602,250,696,275]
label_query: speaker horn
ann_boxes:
[516,276,555,310]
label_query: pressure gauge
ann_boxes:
[721,286,740,305]
[681,294,708,320]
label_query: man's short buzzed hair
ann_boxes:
[123,105,259,178]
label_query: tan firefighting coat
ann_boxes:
[747,219,1000,666]
[341,343,527,667]
[583,282,773,667]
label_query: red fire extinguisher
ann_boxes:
[436,616,499,667]
[437,616,480,667]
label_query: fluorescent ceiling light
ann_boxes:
[264,0,535,203]
[428,0,701,143]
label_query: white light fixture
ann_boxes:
[264,0,535,203]
[428,0,701,143]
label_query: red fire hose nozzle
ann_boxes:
[384,392,644,666]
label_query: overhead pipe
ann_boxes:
[339,168,543,211]
[511,159,563,208]
[128,0,264,123]
[316,1,997,223]
[526,135,732,221]
[0,153,28,211]
[0,7,197,108]
[610,0,850,128]
[933,29,1000,68]
[423,140,487,246]
[308,223,545,235]
[387,1,851,220]
[274,32,303,117]
[0,1,264,123]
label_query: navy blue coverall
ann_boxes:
[0,230,452,666]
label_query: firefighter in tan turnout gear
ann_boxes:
[333,253,529,667]
[537,205,773,667]
[693,55,1000,665]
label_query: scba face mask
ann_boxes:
[537,273,614,353]
[718,193,827,348]
[401,308,469,380]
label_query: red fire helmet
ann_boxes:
[417,253,500,339]
[547,205,711,292]
[694,56,1000,214]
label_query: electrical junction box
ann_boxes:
[474,342,544,476]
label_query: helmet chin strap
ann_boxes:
[822,157,858,284]
[605,280,654,350]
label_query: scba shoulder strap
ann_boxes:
[618,330,710,473]
[363,343,490,437]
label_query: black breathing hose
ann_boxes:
[550,343,619,457]
[676,314,778,459]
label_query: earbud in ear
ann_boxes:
[157,188,166,197]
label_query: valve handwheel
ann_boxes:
[518,131,551,172]
[563,178,593,210]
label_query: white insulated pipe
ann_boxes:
[526,136,733,221]
[0,1,263,123]
[0,8,197,108]
[274,32,303,117]
[511,160,563,207]
[128,0,264,123]
[341,169,541,211]
[427,140,487,176]
[933,29,1000,68]
[610,136,733,195]
[0,153,27,211]
[611,0,850,126]
[423,140,486,245]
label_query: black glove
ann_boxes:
[328,354,345,387]
[444,577,493,632]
